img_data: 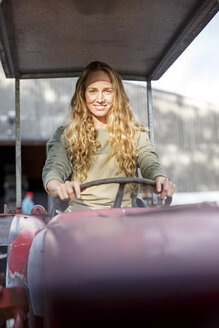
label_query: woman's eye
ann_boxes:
[105,90,112,94]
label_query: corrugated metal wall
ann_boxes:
[124,83,219,192]
[0,66,219,192]
[152,89,219,192]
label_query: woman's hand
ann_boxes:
[46,179,81,201]
[154,176,176,200]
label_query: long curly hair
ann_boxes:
[63,61,147,182]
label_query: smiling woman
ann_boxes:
[85,70,114,127]
[42,61,175,211]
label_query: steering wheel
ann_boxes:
[51,177,172,217]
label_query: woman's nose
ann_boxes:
[96,92,104,102]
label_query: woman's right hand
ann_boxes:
[46,179,81,200]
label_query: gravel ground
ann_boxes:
[0,216,13,278]
[0,216,13,245]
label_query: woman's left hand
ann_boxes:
[154,176,176,200]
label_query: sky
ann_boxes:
[131,12,219,106]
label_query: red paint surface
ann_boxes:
[8,215,46,278]
[8,230,35,276]
[44,204,219,327]
[51,207,156,222]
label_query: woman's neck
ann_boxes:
[93,117,107,129]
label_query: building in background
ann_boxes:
[0,67,218,210]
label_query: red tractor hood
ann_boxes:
[42,204,219,327]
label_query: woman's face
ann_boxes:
[85,70,114,127]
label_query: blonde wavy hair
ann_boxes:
[63,61,147,182]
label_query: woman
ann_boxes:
[42,61,175,210]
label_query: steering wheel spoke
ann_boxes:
[112,183,126,208]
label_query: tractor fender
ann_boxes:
[6,214,46,289]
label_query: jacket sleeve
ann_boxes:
[42,126,72,192]
[136,131,167,180]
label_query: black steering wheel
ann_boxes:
[51,177,172,217]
